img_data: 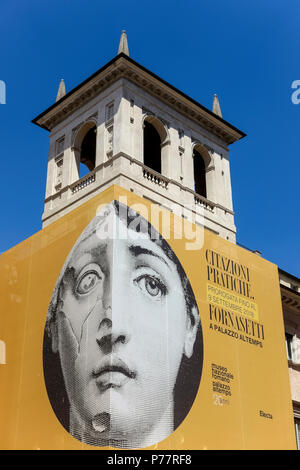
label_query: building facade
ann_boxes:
[280,269,300,448]
[27,32,299,448]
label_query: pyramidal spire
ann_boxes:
[56,79,66,102]
[212,94,222,118]
[118,30,129,56]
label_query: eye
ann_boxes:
[135,275,167,300]
[76,271,101,295]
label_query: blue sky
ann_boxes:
[0,0,299,276]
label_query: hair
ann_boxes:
[43,200,203,435]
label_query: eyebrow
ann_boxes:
[128,245,170,268]
[70,238,108,265]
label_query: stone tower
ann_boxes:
[33,32,245,243]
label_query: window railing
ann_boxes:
[194,193,215,212]
[50,155,217,218]
[143,167,169,189]
[141,164,215,213]
[71,172,96,194]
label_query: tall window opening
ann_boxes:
[285,333,294,361]
[143,120,161,174]
[79,125,96,178]
[295,418,300,450]
[193,149,207,198]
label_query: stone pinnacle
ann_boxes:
[56,79,66,102]
[118,30,129,56]
[212,93,222,118]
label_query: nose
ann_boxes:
[95,304,129,354]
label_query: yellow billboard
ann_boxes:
[0,186,296,449]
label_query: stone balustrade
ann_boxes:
[70,172,96,194]
[43,153,232,236]
[142,167,169,189]
[194,193,215,212]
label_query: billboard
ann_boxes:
[0,186,296,449]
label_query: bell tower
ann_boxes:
[33,32,245,243]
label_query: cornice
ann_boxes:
[281,284,300,314]
[32,54,246,145]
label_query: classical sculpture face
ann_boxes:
[44,201,203,448]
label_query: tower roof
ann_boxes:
[32,53,246,144]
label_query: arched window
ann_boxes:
[79,125,96,177]
[193,148,207,198]
[73,121,97,180]
[143,120,161,174]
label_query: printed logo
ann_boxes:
[291,80,300,104]
[0,81,6,104]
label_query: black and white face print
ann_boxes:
[43,201,203,449]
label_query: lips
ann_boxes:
[92,356,136,390]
